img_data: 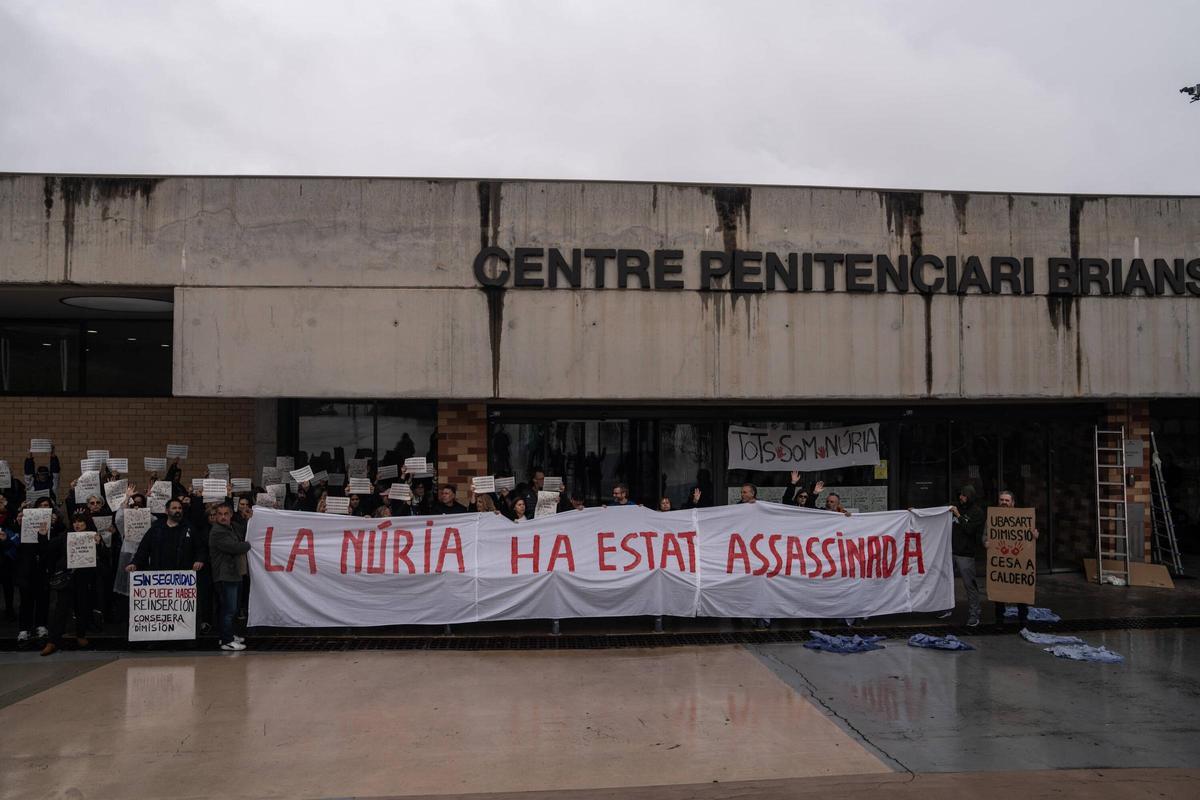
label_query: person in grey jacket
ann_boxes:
[208,502,251,651]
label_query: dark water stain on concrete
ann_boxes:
[950,193,969,236]
[881,191,930,394]
[53,177,162,280]
[477,180,505,397]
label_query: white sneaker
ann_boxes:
[35,626,48,638]
[937,610,953,619]
[17,630,30,642]
[220,641,246,651]
[233,635,245,644]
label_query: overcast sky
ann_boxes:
[2,0,1197,193]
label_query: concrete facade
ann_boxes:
[1,175,1196,401]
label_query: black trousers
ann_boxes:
[48,571,94,645]
[19,577,49,632]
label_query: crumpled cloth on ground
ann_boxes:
[908,633,974,651]
[1043,643,1124,663]
[803,631,886,654]
[1020,628,1084,645]
[1004,605,1061,622]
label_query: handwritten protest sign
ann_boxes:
[472,476,496,494]
[376,464,399,480]
[104,479,128,511]
[166,444,189,459]
[123,508,153,548]
[93,515,114,546]
[0,460,10,489]
[348,458,370,479]
[129,571,197,641]
[267,484,287,507]
[202,479,227,503]
[150,480,173,499]
[145,457,168,472]
[67,531,97,569]
[21,508,51,544]
[30,438,53,453]
[727,423,881,472]
[75,471,102,504]
[275,456,295,471]
[262,466,281,486]
[985,507,1037,604]
[534,490,559,519]
[255,492,275,508]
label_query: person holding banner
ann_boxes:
[608,483,634,507]
[782,474,822,509]
[945,484,985,627]
[432,484,468,515]
[40,512,104,657]
[505,496,529,522]
[208,502,251,651]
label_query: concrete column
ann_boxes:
[437,402,488,497]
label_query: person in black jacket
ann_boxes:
[946,484,985,627]
[41,512,105,656]
[126,498,205,573]
[23,450,61,504]
[431,484,468,515]
[782,473,823,508]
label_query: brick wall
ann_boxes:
[1103,399,1152,562]
[436,401,487,497]
[0,396,258,491]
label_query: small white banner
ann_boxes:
[30,438,53,454]
[347,478,373,495]
[471,476,496,494]
[727,423,881,472]
[324,496,351,515]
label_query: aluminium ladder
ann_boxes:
[1094,426,1131,586]
[1150,432,1184,576]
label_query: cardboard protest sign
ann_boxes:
[275,456,295,471]
[128,571,197,641]
[21,508,51,543]
[166,444,189,459]
[376,464,399,480]
[144,457,168,472]
[67,531,97,569]
[348,458,370,479]
[104,479,128,511]
[123,508,154,548]
[290,465,315,484]
[30,438,53,453]
[347,478,373,495]
[534,490,560,519]
[472,476,496,494]
[106,457,129,473]
[75,471,102,504]
[231,478,252,493]
[495,476,516,491]
[543,476,563,492]
[0,460,10,489]
[985,507,1037,604]
[324,496,350,514]
[388,483,412,501]
[403,457,428,474]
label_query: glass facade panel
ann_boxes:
[0,322,79,393]
[297,402,375,474]
[83,320,172,396]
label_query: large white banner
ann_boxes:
[727,423,881,472]
[247,503,951,627]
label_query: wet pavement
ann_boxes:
[1,629,1197,799]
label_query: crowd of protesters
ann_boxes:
[1,445,1028,653]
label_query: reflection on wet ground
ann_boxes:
[0,629,1196,799]
[751,628,1200,772]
